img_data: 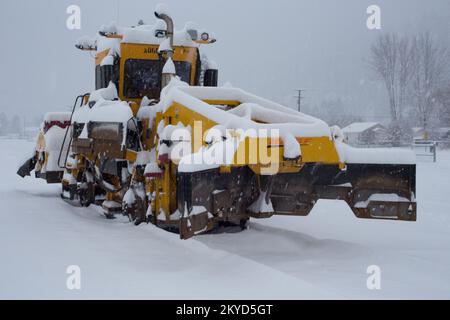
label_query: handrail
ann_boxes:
[57,94,90,169]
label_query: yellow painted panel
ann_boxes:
[162,103,341,168]
[299,137,340,164]
[202,100,241,107]
[163,102,218,153]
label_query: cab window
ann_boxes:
[124,59,162,99]
[174,61,192,84]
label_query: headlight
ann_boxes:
[201,32,209,41]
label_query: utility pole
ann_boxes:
[294,89,306,112]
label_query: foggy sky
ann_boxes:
[1,0,449,124]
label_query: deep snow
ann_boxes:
[0,139,449,299]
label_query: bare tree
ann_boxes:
[398,37,415,119]
[303,98,362,128]
[369,34,414,123]
[410,33,449,134]
[435,84,450,127]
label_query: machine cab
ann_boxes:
[77,15,218,108]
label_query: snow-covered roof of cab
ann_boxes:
[72,83,133,125]
[97,21,200,49]
[87,21,204,65]
[152,80,332,138]
[44,112,72,123]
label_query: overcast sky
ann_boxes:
[0,0,449,124]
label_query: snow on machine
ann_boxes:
[18,5,417,239]
[18,112,71,183]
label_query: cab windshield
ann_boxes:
[124,59,192,99]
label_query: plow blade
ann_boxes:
[17,156,37,178]
[176,163,416,239]
[314,163,416,221]
[179,210,216,240]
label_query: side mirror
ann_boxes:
[187,29,198,41]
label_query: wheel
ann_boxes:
[240,219,249,230]
[122,187,148,226]
[78,171,95,207]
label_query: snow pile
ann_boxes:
[248,192,274,214]
[154,19,167,32]
[100,55,114,66]
[206,60,218,70]
[157,123,192,163]
[137,97,159,130]
[189,206,209,217]
[71,105,91,124]
[96,37,121,57]
[177,85,321,121]
[354,193,412,209]
[282,133,301,159]
[133,82,418,167]
[142,79,416,168]
[149,79,333,172]
[62,171,77,185]
[121,24,195,47]
[89,82,119,103]
[159,38,173,54]
[103,201,122,210]
[42,126,71,172]
[177,137,241,173]
[123,189,136,206]
[76,36,97,50]
[87,100,133,124]
[330,126,344,143]
[99,22,118,35]
[144,162,163,176]
[72,85,133,146]
[159,124,186,141]
[4,139,450,298]
[91,4,214,61]
[205,125,228,144]
[135,150,155,166]
[3,140,450,299]
[140,96,154,108]
[155,3,170,16]
[44,112,71,123]
[155,80,331,138]
[335,142,416,165]
[162,57,176,74]
[342,122,380,134]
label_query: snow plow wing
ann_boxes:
[176,162,416,239]
[17,156,37,178]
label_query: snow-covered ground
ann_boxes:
[0,139,449,299]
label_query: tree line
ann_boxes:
[0,113,41,136]
[369,32,450,143]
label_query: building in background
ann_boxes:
[342,122,387,146]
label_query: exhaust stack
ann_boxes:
[155,6,175,87]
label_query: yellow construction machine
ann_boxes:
[18,6,417,239]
